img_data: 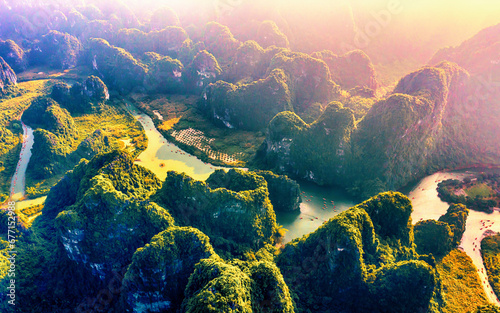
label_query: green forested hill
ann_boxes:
[1,3,498,313]
[258,61,500,199]
[11,150,468,312]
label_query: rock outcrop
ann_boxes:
[203,22,240,64]
[0,57,16,94]
[88,38,147,94]
[143,55,184,93]
[150,6,180,30]
[255,20,290,49]
[0,39,27,72]
[29,30,82,69]
[184,50,221,94]
[153,169,278,250]
[121,227,217,312]
[276,191,438,312]
[114,26,189,58]
[183,258,295,312]
[429,23,500,76]
[266,51,340,111]
[253,170,301,212]
[22,97,77,140]
[312,49,378,93]
[48,151,172,279]
[259,102,355,185]
[201,68,292,130]
[52,76,109,113]
[259,61,500,196]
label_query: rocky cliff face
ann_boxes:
[259,60,500,195]
[312,49,378,92]
[83,75,110,101]
[154,169,278,250]
[121,226,217,312]
[0,39,27,73]
[0,57,17,94]
[427,23,500,169]
[48,151,172,279]
[260,102,355,186]
[253,170,302,212]
[276,191,438,312]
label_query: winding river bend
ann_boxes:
[125,105,500,305]
[10,121,34,201]
[408,170,500,305]
[124,100,224,181]
[9,99,499,305]
[123,101,357,240]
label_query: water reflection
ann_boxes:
[276,180,356,242]
[124,100,223,181]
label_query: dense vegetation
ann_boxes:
[0,2,499,312]
[481,234,500,300]
[414,204,469,256]
[311,49,378,92]
[4,145,490,312]
[154,169,278,252]
[12,76,146,195]
[201,68,292,130]
[0,80,52,201]
[436,249,489,312]
[276,191,443,312]
[258,60,500,199]
[438,174,500,213]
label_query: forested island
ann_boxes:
[438,173,500,213]
[0,1,500,312]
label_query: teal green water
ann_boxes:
[9,101,500,302]
[275,180,356,242]
[13,100,500,256]
[124,100,225,181]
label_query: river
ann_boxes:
[123,100,224,181]
[10,121,34,201]
[407,170,500,305]
[122,101,356,240]
[125,103,500,305]
[9,99,499,305]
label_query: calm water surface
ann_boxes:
[11,101,499,304]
